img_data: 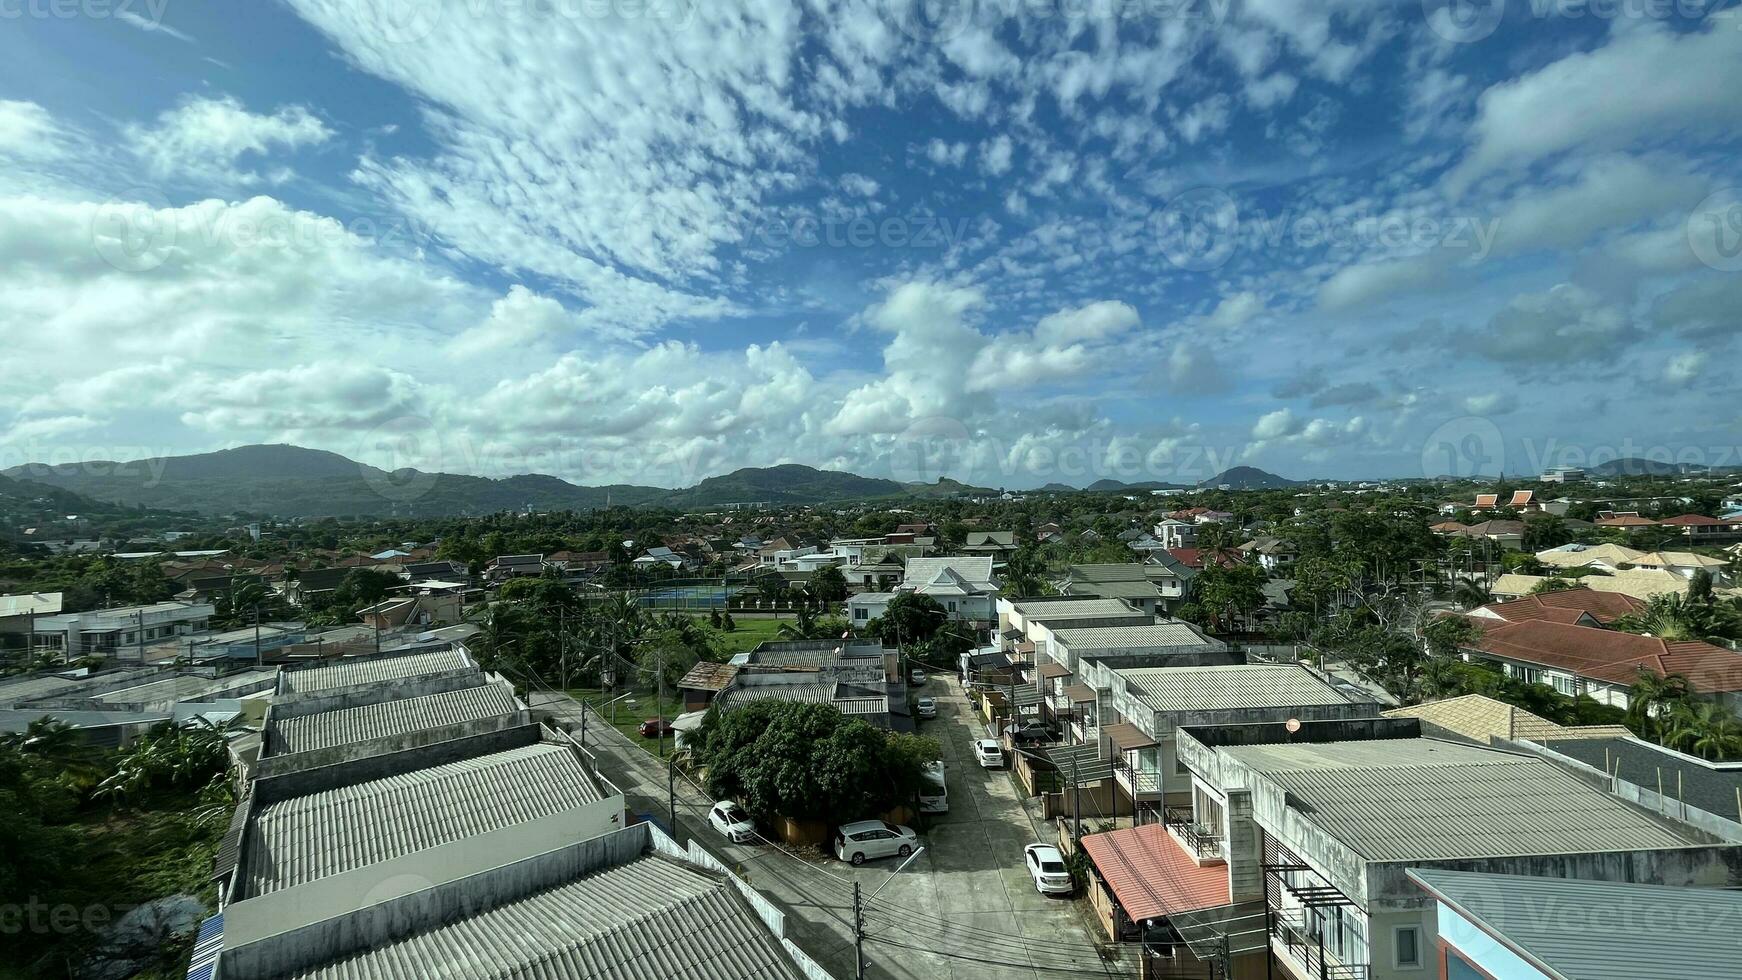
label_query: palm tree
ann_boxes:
[1613,593,1739,643]
[1624,670,1693,743]
[1664,700,1742,761]
[228,579,270,665]
[1451,578,1490,610]
[776,605,821,640]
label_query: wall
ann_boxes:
[220,813,636,979]
[221,797,623,974]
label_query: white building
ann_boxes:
[32,601,215,659]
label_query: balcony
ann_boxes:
[1268,907,1369,980]
[1161,805,1223,862]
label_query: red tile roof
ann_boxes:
[1469,620,1742,695]
[1474,493,1499,507]
[1080,823,1229,922]
[1657,514,1729,526]
[1596,515,1658,528]
[1166,548,1241,569]
[1476,588,1646,626]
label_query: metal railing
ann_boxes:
[1269,907,1370,980]
[1161,805,1223,858]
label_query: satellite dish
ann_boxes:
[1284,718,1302,733]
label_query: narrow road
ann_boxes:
[529,683,1130,980]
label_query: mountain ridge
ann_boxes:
[2,445,995,518]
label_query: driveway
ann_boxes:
[531,679,1128,980]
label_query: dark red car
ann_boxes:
[639,718,675,738]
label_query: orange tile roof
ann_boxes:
[1477,588,1645,626]
[1081,823,1228,922]
[1471,620,1742,695]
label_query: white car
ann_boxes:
[708,800,757,843]
[834,820,919,865]
[1024,844,1073,895]
[915,696,937,718]
[910,668,928,685]
[974,738,1004,768]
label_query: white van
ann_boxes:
[918,760,948,813]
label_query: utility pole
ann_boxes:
[667,752,677,833]
[852,881,865,980]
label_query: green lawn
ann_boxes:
[568,688,688,759]
[704,616,785,655]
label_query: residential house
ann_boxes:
[1533,542,1646,572]
[1489,568,1688,602]
[403,558,472,581]
[484,553,548,583]
[1152,517,1198,549]
[1056,563,1174,616]
[1464,587,1644,627]
[356,592,464,631]
[847,591,894,626]
[0,591,62,641]
[30,601,214,659]
[1410,870,1742,980]
[1119,719,1742,980]
[998,597,1156,664]
[1381,694,1633,744]
[1035,522,1066,545]
[897,556,1000,622]
[676,661,740,712]
[1238,536,1297,573]
[1165,547,1241,571]
[1628,550,1733,583]
[1434,519,1526,550]
[1595,512,1659,532]
[284,566,355,605]
[1655,513,1742,544]
[1457,617,1742,714]
[960,529,1019,558]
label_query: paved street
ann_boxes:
[531,677,1130,980]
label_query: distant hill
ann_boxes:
[1197,466,1299,490]
[1084,479,1192,493]
[1,445,991,518]
[1586,458,1708,477]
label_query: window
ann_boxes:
[853,608,868,621]
[1551,673,1575,696]
[1394,926,1421,969]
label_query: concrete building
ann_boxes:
[1119,719,1742,980]
[1055,564,1179,616]
[897,556,1000,622]
[997,596,1155,663]
[31,601,215,659]
[0,591,62,644]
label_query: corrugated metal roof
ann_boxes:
[93,669,278,706]
[239,743,603,899]
[272,683,521,755]
[1080,823,1228,922]
[1011,598,1144,619]
[1120,664,1351,713]
[289,854,804,980]
[1410,869,1742,980]
[1044,743,1117,783]
[1051,623,1217,651]
[1228,740,1702,862]
[280,650,471,694]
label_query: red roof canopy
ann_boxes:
[1080,823,1229,922]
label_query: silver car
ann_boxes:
[834,820,918,865]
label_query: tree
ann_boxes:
[1613,592,1741,643]
[1452,578,1491,610]
[869,593,948,646]
[1421,615,1478,660]
[1625,670,1693,743]
[691,700,938,824]
[1002,543,1049,597]
[1528,577,1578,595]
[1664,700,1742,762]
[1194,561,1267,631]
[808,564,849,605]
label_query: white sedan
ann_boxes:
[1024,844,1073,895]
[974,738,1004,768]
[708,800,758,844]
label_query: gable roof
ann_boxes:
[902,556,996,592]
[1467,619,1742,694]
[1491,570,1687,602]
[1472,588,1645,626]
[0,592,62,618]
[289,852,807,980]
[1383,694,1632,743]
[269,683,522,756]
[1534,543,1646,568]
[1119,664,1352,712]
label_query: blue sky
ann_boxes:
[1,0,1737,489]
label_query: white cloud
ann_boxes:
[839,172,880,197]
[1252,407,1299,440]
[116,9,196,43]
[127,95,331,185]
[1463,392,1517,415]
[1206,291,1264,330]
[980,135,1013,176]
[1448,23,1742,193]
[0,100,68,161]
[926,139,970,166]
[1662,351,1706,386]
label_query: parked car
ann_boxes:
[1003,721,1056,745]
[638,717,674,738]
[974,738,1004,768]
[915,696,937,718]
[1024,844,1073,895]
[708,800,757,843]
[834,820,918,865]
[918,761,948,814]
[909,668,928,685]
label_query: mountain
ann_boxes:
[1083,479,1191,492]
[1196,466,1299,490]
[1586,458,1708,477]
[1,445,983,518]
